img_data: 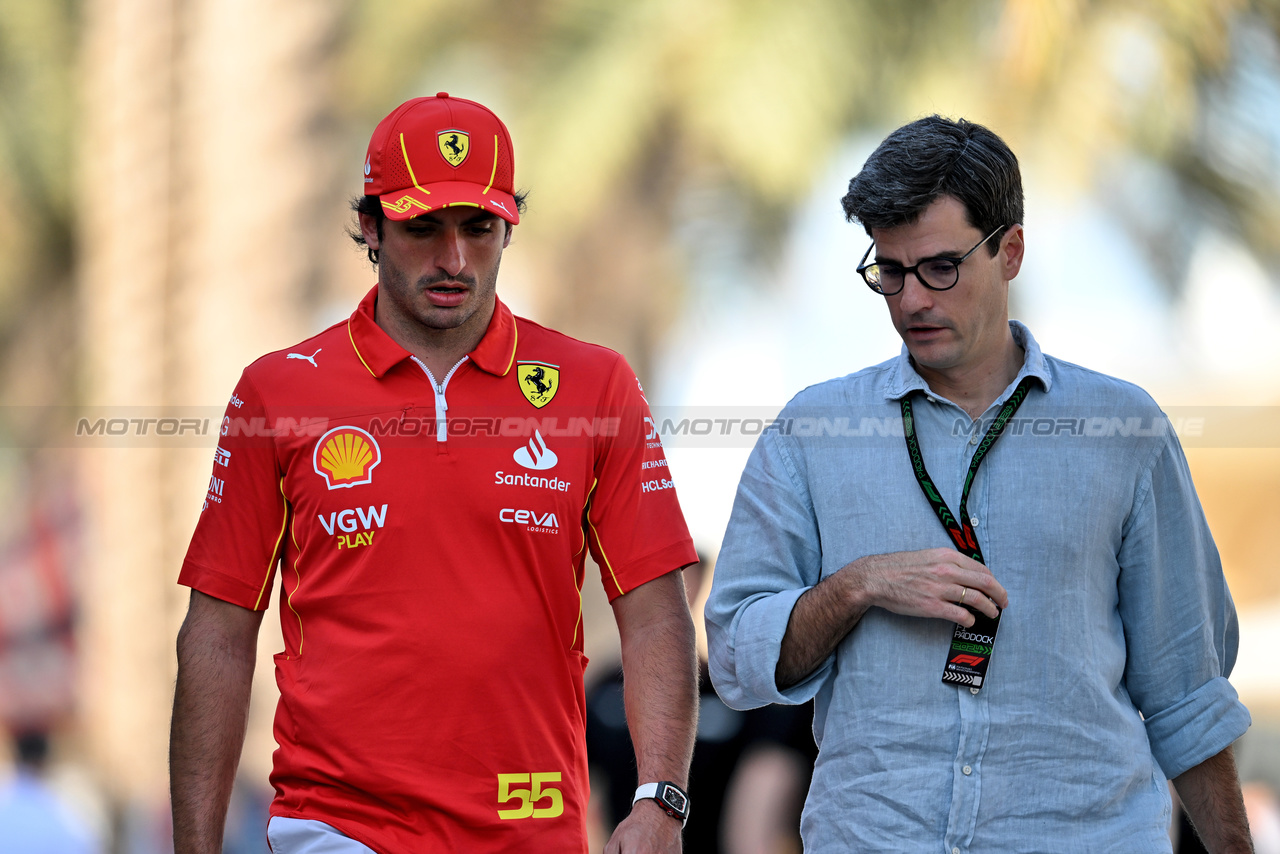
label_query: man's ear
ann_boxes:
[1000,224,1025,282]
[359,212,382,251]
[503,222,514,249]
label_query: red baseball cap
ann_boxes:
[363,93,519,224]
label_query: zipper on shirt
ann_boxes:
[411,355,468,443]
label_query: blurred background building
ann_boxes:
[2,1,1279,851]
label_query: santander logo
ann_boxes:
[514,430,557,471]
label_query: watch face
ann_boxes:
[661,785,688,814]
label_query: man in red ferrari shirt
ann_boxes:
[170,94,699,854]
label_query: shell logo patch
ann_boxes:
[517,362,560,409]
[313,425,382,489]
[438,130,470,167]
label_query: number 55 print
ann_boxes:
[497,772,564,819]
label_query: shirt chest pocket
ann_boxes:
[811,461,937,578]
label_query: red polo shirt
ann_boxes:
[180,286,696,853]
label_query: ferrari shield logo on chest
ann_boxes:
[438,130,470,167]
[517,362,560,409]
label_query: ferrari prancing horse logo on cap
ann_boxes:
[438,130,470,167]
[517,362,560,409]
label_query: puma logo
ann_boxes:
[287,348,321,367]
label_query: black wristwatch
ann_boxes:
[632,781,690,827]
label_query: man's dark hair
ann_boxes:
[349,191,529,266]
[14,730,50,768]
[841,116,1023,255]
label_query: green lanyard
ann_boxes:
[900,376,1036,690]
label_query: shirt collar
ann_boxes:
[881,319,1052,402]
[346,285,519,379]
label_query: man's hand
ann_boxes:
[776,548,1008,689]
[857,547,1007,625]
[605,799,683,853]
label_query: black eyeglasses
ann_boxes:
[856,226,1005,295]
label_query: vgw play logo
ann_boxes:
[318,504,388,550]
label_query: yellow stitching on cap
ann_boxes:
[382,195,431,214]
[483,135,498,195]
[400,133,430,194]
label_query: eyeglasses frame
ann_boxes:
[856,225,1006,295]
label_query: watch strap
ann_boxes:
[633,781,689,827]
[632,782,661,803]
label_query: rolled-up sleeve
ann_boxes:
[1117,426,1251,778]
[705,425,828,710]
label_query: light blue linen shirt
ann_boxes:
[0,771,97,854]
[705,322,1250,854]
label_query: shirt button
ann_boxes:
[963,765,972,775]
[953,848,961,854]
[927,396,937,404]
[970,687,979,695]
[970,516,979,527]
[969,432,979,445]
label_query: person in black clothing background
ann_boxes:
[587,557,818,853]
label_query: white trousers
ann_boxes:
[266,817,378,854]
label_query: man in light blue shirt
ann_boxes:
[705,116,1253,853]
[0,731,98,854]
